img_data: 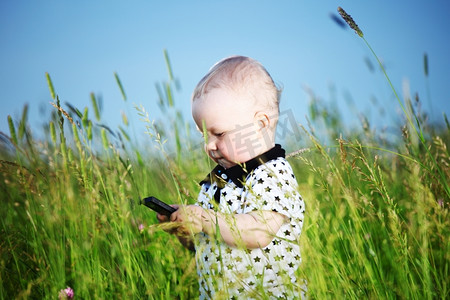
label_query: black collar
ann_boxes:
[200,144,286,191]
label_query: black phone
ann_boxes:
[141,196,177,217]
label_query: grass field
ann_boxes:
[1,12,449,299]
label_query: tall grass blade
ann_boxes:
[165,82,174,107]
[65,102,83,119]
[114,72,127,101]
[163,49,174,81]
[155,82,166,112]
[101,128,109,150]
[119,126,130,142]
[90,92,101,121]
[18,104,28,140]
[45,72,56,100]
[82,107,89,128]
[423,53,429,77]
[444,113,449,130]
[423,52,433,115]
[87,120,93,140]
[121,111,129,126]
[49,121,56,144]
[7,115,18,145]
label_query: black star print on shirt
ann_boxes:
[194,155,306,299]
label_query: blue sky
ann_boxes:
[1,0,449,145]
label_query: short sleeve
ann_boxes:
[243,158,305,220]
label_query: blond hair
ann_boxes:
[191,56,281,116]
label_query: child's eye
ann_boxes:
[214,132,225,137]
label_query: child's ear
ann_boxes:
[254,111,270,131]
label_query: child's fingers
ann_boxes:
[156,213,169,222]
[170,209,182,222]
[157,205,180,222]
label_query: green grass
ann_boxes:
[1,103,201,299]
[1,77,448,299]
[1,15,449,298]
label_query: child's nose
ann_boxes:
[205,137,218,152]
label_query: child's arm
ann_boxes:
[171,205,285,249]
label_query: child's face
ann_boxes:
[192,88,269,169]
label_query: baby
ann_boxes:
[158,56,306,299]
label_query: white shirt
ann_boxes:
[194,152,306,299]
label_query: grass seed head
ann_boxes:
[7,115,18,145]
[338,6,364,37]
[50,102,74,126]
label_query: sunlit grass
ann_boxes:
[1,16,449,299]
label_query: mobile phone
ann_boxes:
[141,196,177,217]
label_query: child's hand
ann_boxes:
[156,204,179,223]
[170,205,204,235]
[156,204,198,251]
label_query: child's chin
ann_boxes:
[218,160,237,169]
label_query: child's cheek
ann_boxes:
[221,135,235,157]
